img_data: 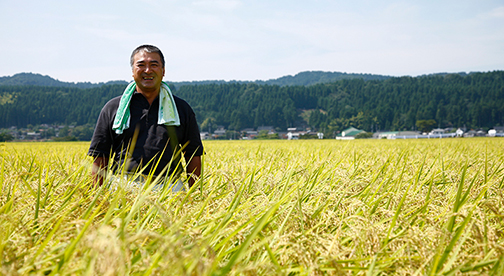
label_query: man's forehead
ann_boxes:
[134,51,161,63]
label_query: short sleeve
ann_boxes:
[88,97,120,157]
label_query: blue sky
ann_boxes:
[1,0,503,83]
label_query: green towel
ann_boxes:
[112,81,180,134]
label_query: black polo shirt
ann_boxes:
[88,92,204,176]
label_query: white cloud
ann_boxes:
[191,0,242,11]
[488,6,504,18]
[77,27,136,41]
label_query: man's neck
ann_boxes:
[137,88,160,105]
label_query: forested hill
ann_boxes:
[176,71,504,131]
[1,71,391,89]
[173,71,392,87]
[0,73,128,89]
[0,71,502,133]
[255,71,391,86]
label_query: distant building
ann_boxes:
[377,131,421,139]
[464,130,486,138]
[489,127,504,137]
[287,127,311,140]
[430,128,445,135]
[336,127,364,140]
[26,132,41,140]
[494,126,504,133]
[213,127,226,139]
[241,128,258,139]
[200,132,210,140]
[456,128,464,137]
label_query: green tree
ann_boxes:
[71,124,94,141]
[355,131,373,139]
[416,119,437,133]
[255,130,279,139]
[58,126,70,137]
[0,132,14,142]
[200,117,216,133]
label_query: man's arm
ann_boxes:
[185,156,201,188]
[88,98,119,187]
[92,156,109,186]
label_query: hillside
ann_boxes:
[0,73,128,88]
[0,71,391,89]
[0,71,502,134]
[175,71,504,131]
[255,71,391,86]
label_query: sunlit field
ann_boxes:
[1,138,504,275]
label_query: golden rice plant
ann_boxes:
[1,138,504,275]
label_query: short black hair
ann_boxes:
[130,45,165,68]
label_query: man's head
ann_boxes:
[131,45,165,95]
[130,45,165,68]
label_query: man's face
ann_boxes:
[132,50,165,93]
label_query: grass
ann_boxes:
[0,138,504,275]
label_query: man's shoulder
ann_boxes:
[173,95,188,104]
[173,95,193,111]
[102,95,122,112]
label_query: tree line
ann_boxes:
[0,71,503,134]
[176,71,504,132]
[1,71,391,90]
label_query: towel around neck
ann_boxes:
[112,81,180,134]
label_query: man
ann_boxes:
[88,44,204,189]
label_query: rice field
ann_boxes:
[1,138,504,275]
